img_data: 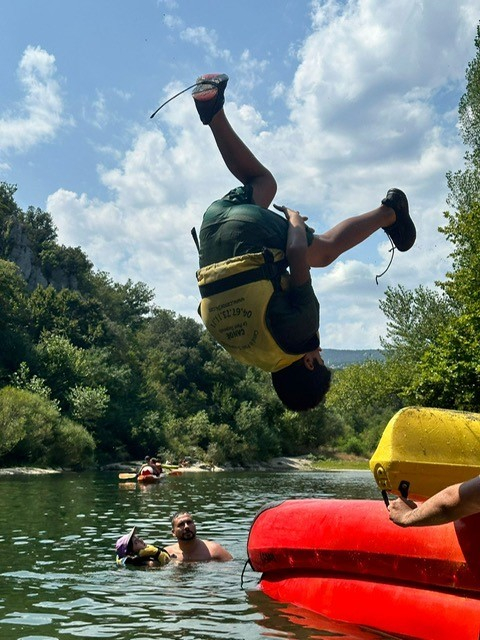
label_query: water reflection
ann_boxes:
[248,590,405,639]
[0,470,384,640]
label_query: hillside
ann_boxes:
[322,348,384,368]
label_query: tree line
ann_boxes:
[1,25,479,470]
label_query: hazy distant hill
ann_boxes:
[321,348,384,369]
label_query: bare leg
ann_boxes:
[208,109,277,209]
[307,205,396,267]
[194,75,413,261]
[208,109,395,262]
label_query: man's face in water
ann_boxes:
[172,513,197,541]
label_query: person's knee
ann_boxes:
[251,173,277,209]
[307,237,336,268]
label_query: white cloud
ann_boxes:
[163,14,183,29]
[0,46,69,154]
[47,124,223,315]
[271,82,286,100]
[91,91,108,129]
[158,0,178,9]
[261,1,476,218]
[180,26,232,61]
[112,88,132,101]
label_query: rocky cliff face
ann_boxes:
[3,218,78,292]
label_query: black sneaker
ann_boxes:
[381,188,416,252]
[192,74,229,125]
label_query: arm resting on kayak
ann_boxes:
[388,476,480,527]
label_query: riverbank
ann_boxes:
[0,454,370,477]
[0,467,62,476]
[103,453,370,474]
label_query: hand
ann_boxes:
[273,203,308,222]
[388,497,418,527]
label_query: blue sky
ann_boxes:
[1,0,478,348]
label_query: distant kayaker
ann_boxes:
[138,455,152,474]
[164,512,232,562]
[115,526,171,567]
[150,458,163,476]
[137,455,158,478]
[388,476,480,527]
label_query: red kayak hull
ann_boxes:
[247,499,480,639]
[137,473,162,483]
[260,570,480,640]
[248,498,480,592]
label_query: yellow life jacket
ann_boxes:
[116,545,170,567]
[196,249,304,373]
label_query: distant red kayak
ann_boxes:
[137,473,163,483]
[247,498,480,639]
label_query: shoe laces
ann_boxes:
[375,237,395,285]
[150,79,218,119]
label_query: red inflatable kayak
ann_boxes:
[247,499,480,639]
[137,472,163,483]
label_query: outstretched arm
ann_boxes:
[388,476,480,527]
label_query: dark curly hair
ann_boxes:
[271,358,332,411]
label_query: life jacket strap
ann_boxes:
[191,227,200,253]
[198,250,288,298]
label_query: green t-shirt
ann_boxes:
[199,185,319,354]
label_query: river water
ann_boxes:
[0,469,403,640]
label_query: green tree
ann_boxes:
[27,286,107,347]
[0,183,22,258]
[22,205,57,249]
[130,411,167,457]
[407,27,480,411]
[10,361,56,404]
[138,309,225,416]
[0,387,29,457]
[325,360,402,455]
[49,417,95,470]
[0,387,57,464]
[446,25,480,212]
[234,400,282,462]
[39,243,93,290]
[89,271,154,329]
[205,423,245,466]
[379,285,453,362]
[163,410,214,461]
[439,202,480,314]
[67,384,110,427]
[408,313,480,411]
[0,386,95,468]
[34,333,94,403]
[0,259,31,379]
